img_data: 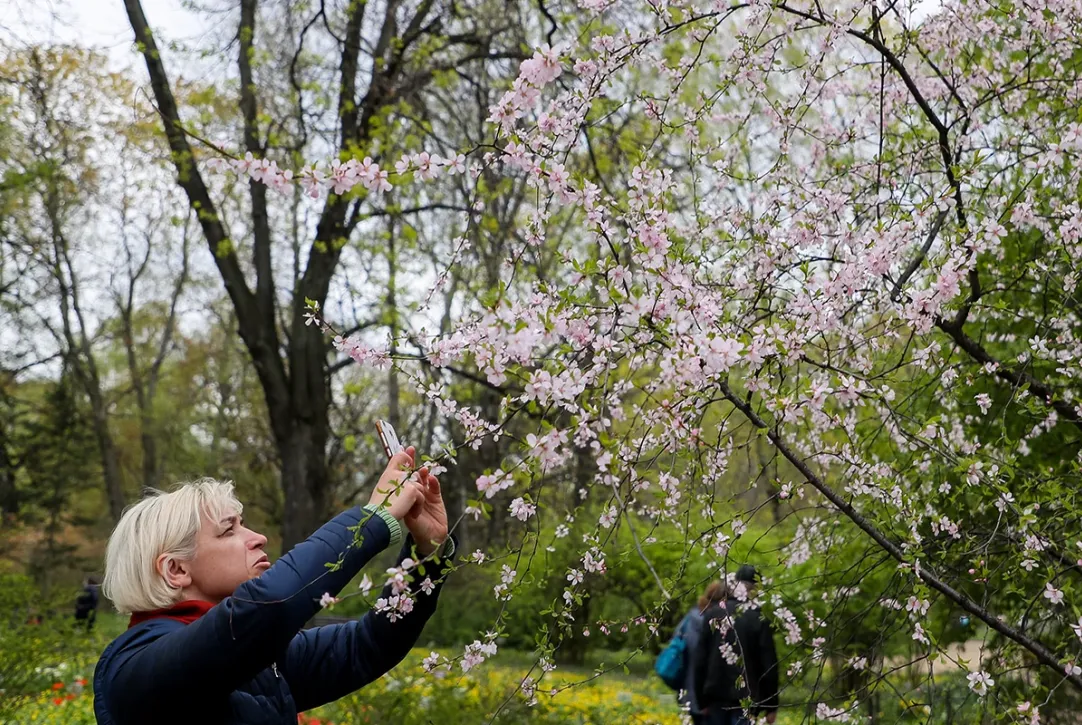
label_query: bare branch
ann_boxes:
[889,209,948,302]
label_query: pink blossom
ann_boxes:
[967,671,994,696]
[518,44,563,87]
[509,497,536,521]
[1044,583,1064,605]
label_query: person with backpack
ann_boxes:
[693,565,779,725]
[656,581,727,724]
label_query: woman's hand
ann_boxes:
[404,467,449,557]
[368,447,425,521]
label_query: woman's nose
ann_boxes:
[247,530,268,550]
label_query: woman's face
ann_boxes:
[181,512,271,603]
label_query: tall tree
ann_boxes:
[18,374,96,594]
[110,164,192,492]
[122,0,529,547]
[2,46,197,520]
[2,47,129,520]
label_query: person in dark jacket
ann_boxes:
[678,580,727,724]
[74,575,100,631]
[94,446,454,725]
[693,565,779,725]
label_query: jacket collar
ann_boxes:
[128,599,215,629]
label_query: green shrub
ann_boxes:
[0,573,121,722]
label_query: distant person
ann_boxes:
[94,447,455,725]
[677,580,727,724]
[693,564,779,725]
[74,575,100,631]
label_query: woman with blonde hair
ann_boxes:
[94,447,455,725]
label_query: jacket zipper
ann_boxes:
[272,662,279,678]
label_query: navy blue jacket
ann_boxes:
[94,505,454,725]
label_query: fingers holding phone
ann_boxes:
[368,445,423,520]
[373,420,449,555]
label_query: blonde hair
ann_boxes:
[102,478,242,614]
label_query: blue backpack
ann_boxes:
[655,614,693,690]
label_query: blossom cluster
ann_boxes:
[206,150,468,200]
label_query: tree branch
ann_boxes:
[238,0,280,349]
[148,216,191,393]
[536,0,557,46]
[935,317,1082,433]
[777,3,967,230]
[123,0,292,435]
[889,209,948,302]
[719,380,1082,692]
[299,0,367,313]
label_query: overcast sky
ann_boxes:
[3,0,206,70]
[6,0,943,56]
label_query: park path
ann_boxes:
[885,639,985,672]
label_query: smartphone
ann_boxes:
[375,420,404,460]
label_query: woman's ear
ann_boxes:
[157,554,192,591]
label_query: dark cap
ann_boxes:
[735,564,759,583]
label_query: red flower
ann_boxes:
[66,693,76,701]
[75,678,87,686]
[53,697,64,706]
[51,682,64,691]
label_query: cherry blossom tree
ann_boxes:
[183,0,1082,718]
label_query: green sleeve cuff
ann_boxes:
[361,505,403,549]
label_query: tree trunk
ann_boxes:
[0,423,18,517]
[0,385,18,517]
[139,428,159,491]
[88,390,127,522]
[46,198,126,522]
[123,323,159,492]
[277,419,331,550]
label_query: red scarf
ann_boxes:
[128,599,216,629]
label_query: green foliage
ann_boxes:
[0,573,119,723]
